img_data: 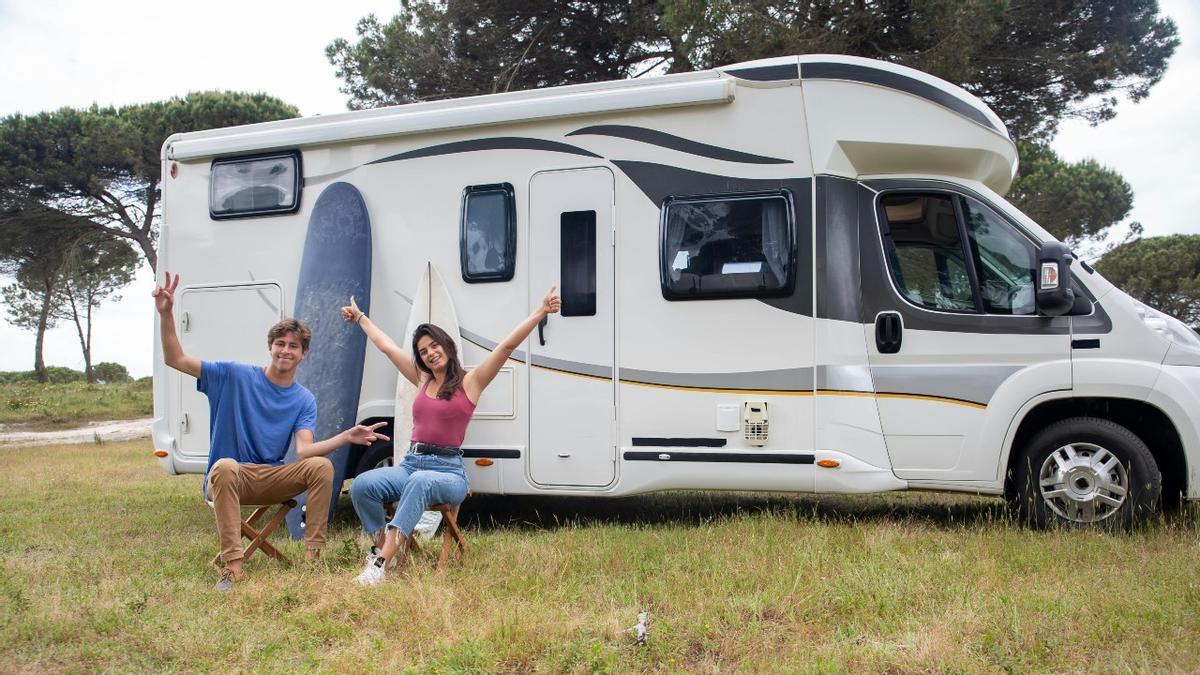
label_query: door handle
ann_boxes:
[537,315,548,346]
[875,312,902,354]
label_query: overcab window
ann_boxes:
[461,183,516,282]
[209,152,301,219]
[660,191,795,300]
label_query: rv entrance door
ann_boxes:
[175,283,284,460]
[528,168,616,487]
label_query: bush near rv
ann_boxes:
[1,439,1198,671]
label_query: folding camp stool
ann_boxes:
[208,499,298,567]
[406,501,467,571]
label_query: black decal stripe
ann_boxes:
[726,64,800,82]
[567,125,791,165]
[461,449,521,459]
[632,437,727,448]
[624,451,814,464]
[801,62,1002,135]
[370,137,601,164]
[815,176,863,322]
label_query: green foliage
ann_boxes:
[0,92,300,270]
[52,234,140,381]
[327,0,1178,140]
[1007,141,1136,246]
[0,377,150,427]
[1096,235,1200,326]
[91,362,131,384]
[327,1,664,108]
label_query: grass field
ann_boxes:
[0,380,152,430]
[2,440,1198,672]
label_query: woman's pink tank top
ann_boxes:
[410,380,477,447]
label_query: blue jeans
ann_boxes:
[350,450,469,537]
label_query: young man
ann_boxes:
[154,272,388,591]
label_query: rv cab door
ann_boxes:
[860,184,1071,482]
[527,168,617,487]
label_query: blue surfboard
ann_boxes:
[286,181,372,538]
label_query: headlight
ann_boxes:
[1134,301,1200,348]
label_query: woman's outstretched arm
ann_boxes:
[341,296,421,386]
[464,285,560,401]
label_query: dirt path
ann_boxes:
[0,418,152,448]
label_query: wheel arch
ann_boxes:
[1003,397,1186,507]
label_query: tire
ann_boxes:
[1012,417,1161,530]
[353,441,395,478]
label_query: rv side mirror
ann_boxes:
[1036,241,1075,316]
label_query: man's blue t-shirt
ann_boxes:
[198,361,317,476]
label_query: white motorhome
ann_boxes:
[153,54,1200,528]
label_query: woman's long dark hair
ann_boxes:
[412,323,464,400]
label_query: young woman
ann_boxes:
[342,285,560,585]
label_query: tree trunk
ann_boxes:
[65,285,93,383]
[33,279,53,383]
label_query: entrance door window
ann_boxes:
[560,210,597,316]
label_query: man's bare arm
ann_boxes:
[154,272,201,378]
[294,422,390,459]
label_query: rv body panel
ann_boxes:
[150,54,1198,513]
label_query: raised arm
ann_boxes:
[154,272,201,378]
[341,296,421,386]
[465,284,561,402]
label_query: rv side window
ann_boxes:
[209,152,301,219]
[660,191,794,300]
[560,211,597,316]
[461,183,516,282]
[879,192,1038,315]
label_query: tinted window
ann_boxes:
[661,192,793,299]
[210,152,301,219]
[880,194,976,312]
[461,183,515,282]
[963,197,1037,315]
[879,192,1039,315]
[560,211,596,316]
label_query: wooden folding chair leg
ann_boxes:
[431,503,466,571]
[211,499,297,567]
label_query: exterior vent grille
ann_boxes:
[743,401,768,446]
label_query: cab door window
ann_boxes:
[962,197,1037,315]
[879,192,1037,315]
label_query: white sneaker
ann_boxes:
[367,546,398,571]
[355,557,386,586]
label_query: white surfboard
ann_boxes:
[393,261,463,463]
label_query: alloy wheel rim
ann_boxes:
[1038,442,1129,523]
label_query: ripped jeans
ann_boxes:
[349,449,469,539]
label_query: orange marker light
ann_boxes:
[474,458,494,467]
[816,459,840,468]
[154,449,169,458]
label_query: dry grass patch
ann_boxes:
[1,441,1199,671]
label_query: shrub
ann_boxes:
[92,362,131,384]
[44,367,85,384]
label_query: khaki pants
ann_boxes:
[207,457,334,564]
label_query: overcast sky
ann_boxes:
[1,0,1196,378]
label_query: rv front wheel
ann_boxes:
[353,441,395,478]
[1013,417,1160,529]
